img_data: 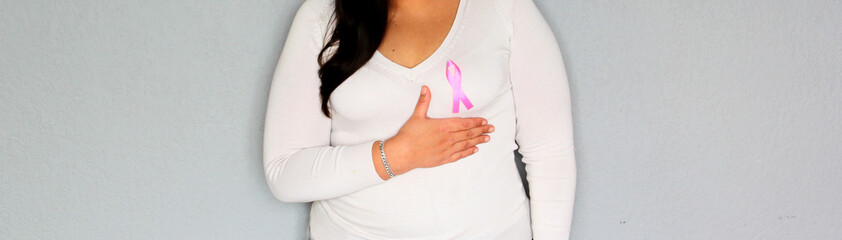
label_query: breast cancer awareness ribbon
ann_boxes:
[445,60,473,113]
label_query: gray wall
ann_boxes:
[1,0,839,239]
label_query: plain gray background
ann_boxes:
[2,0,840,239]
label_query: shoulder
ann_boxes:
[489,0,532,21]
[485,0,510,23]
[293,0,334,24]
[486,0,525,41]
[287,0,336,47]
[491,0,543,21]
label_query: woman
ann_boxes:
[262,0,577,239]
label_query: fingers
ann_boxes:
[439,118,492,163]
[443,117,488,132]
[449,144,479,162]
[449,132,490,153]
[451,124,494,143]
[413,85,431,119]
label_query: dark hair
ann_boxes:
[317,0,390,118]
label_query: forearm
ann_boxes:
[525,147,577,239]
[264,140,387,203]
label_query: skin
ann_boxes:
[369,0,494,180]
[378,0,460,69]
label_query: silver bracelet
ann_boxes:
[379,140,396,178]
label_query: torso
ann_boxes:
[307,0,533,238]
[377,0,461,69]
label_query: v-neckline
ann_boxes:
[372,0,467,81]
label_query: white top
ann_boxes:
[262,0,577,239]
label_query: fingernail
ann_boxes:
[485,136,490,141]
[482,120,487,125]
[421,86,427,95]
[489,126,495,132]
[473,148,478,153]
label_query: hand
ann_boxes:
[384,85,495,175]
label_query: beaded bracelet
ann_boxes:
[378,140,396,178]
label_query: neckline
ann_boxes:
[372,0,467,80]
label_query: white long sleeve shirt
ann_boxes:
[262,0,577,239]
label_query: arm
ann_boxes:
[508,0,578,238]
[262,0,386,203]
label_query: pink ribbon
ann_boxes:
[445,60,473,113]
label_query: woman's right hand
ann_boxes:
[383,85,495,176]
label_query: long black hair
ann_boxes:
[317,0,390,118]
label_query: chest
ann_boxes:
[327,0,512,129]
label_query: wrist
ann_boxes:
[371,141,391,180]
[383,138,413,176]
